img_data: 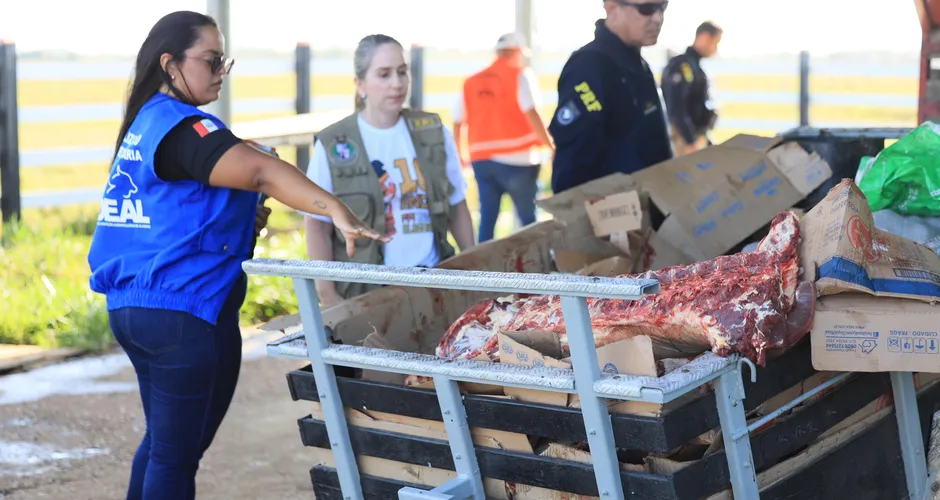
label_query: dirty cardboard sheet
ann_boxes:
[811,293,940,373]
[800,179,940,303]
[632,135,832,262]
[800,179,940,372]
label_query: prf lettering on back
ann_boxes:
[574,82,603,111]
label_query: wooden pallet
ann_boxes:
[279,340,937,499]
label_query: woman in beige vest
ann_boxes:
[302,34,475,306]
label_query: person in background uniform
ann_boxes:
[452,32,553,243]
[86,11,385,500]
[303,34,476,306]
[662,21,722,155]
[548,0,673,194]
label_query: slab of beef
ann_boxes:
[434,211,815,367]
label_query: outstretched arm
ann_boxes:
[209,143,389,257]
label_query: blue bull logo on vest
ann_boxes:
[98,132,151,229]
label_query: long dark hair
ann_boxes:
[114,11,217,158]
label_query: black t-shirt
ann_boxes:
[154,115,242,184]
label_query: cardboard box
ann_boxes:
[800,178,940,304]
[497,332,657,408]
[262,217,624,345]
[313,219,621,352]
[584,190,643,237]
[799,179,940,372]
[551,249,611,274]
[536,173,650,228]
[577,255,635,277]
[537,173,688,273]
[631,135,832,262]
[811,293,940,373]
[647,230,693,270]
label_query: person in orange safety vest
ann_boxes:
[453,33,553,243]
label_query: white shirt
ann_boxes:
[452,66,543,166]
[303,114,467,268]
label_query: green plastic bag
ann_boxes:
[856,122,940,216]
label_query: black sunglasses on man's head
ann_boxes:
[614,0,668,16]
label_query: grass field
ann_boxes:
[0,66,920,347]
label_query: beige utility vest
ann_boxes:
[315,109,457,299]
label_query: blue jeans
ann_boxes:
[472,160,541,243]
[109,275,247,500]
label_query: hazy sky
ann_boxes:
[0,0,924,57]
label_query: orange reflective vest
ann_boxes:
[462,58,542,162]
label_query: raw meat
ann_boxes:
[434,211,815,367]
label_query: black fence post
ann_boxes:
[410,44,424,111]
[799,50,810,127]
[295,42,312,173]
[0,40,20,226]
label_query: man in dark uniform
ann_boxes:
[661,21,722,155]
[548,0,673,194]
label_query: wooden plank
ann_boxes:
[0,345,85,374]
[672,372,891,499]
[286,338,818,454]
[288,367,671,452]
[759,414,906,500]
[755,380,940,500]
[310,465,429,500]
[660,340,816,450]
[298,417,677,499]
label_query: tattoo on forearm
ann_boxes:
[315,200,327,210]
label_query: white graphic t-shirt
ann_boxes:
[303,114,467,268]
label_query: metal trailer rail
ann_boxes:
[245,258,930,499]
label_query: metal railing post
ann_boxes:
[410,44,424,111]
[799,51,810,127]
[205,0,232,125]
[890,372,928,499]
[0,40,21,226]
[295,42,312,173]
[560,295,624,498]
[294,277,364,498]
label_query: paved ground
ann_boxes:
[0,332,321,500]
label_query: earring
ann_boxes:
[171,75,176,80]
[360,93,366,99]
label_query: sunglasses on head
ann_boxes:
[616,0,668,16]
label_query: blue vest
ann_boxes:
[87,93,259,325]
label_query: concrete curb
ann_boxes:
[0,345,88,375]
[0,324,283,376]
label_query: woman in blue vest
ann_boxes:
[86,11,386,499]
